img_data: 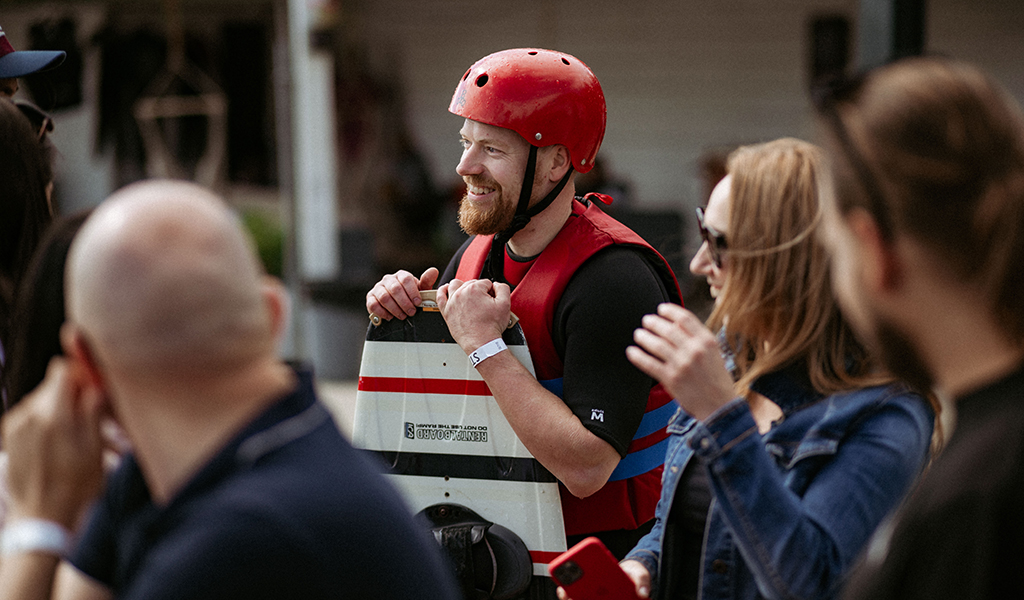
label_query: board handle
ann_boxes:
[418,289,519,329]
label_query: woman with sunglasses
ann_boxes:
[606,138,937,600]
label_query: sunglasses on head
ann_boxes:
[811,71,896,242]
[15,100,53,142]
[696,206,728,268]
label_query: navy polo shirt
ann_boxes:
[70,369,459,600]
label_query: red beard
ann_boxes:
[457,175,517,235]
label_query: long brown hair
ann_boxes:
[708,138,887,399]
[823,57,1024,345]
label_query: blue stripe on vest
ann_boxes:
[539,378,564,397]
[635,400,677,439]
[542,377,668,481]
[609,438,670,481]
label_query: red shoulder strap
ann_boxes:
[455,235,493,281]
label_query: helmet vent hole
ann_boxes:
[475,74,489,87]
[462,69,471,82]
[528,51,538,55]
[561,58,570,65]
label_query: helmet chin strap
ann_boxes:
[482,145,574,283]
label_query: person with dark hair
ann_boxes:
[812,57,1024,599]
[0,180,460,600]
[0,212,91,530]
[597,138,935,600]
[2,211,88,412]
[13,100,56,181]
[0,97,56,372]
[0,24,65,99]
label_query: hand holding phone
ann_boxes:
[549,537,642,600]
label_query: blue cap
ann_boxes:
[0,25,66,79]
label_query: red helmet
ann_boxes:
[449,48,606,174]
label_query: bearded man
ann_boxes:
[366,49,682,564]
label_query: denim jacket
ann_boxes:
[624,369,934,600]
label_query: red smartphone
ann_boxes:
[548,537,641,600]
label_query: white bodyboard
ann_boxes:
[353,303,566,577]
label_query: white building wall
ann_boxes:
[2,0,1022,380]
[929,0,1024,101]
[344,0,1024,210]
[5,0,1022,214]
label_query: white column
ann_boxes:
[287,0,339,281]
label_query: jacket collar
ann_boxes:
[750,361,825,414]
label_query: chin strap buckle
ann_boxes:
[582,191,614,206]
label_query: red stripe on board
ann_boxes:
[627,427,669,454]
[530,550,562,566]
[358,376,492,396]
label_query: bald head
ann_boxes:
[67,180,274,377]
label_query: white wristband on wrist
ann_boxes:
[469,338,508,368]
[0,518,73,557]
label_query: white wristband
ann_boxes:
[0,519,73,557]
[469,338,508,368]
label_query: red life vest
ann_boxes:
[455,198,682,536]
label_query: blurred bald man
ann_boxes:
[0,180,459,600]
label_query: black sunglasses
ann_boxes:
[811,72,896,242]
[696,206,728,268]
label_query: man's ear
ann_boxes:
[846,207,904,293]
[60,323,107,392]
[262,276,290,345]
[540,144,572,182]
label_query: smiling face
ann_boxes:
[690,174,731,301]
[455,119,534,236]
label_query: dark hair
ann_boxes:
[14,101,56,182]
[2,211,89,412]
[818,57,1024,342]
[0,98,55,353]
